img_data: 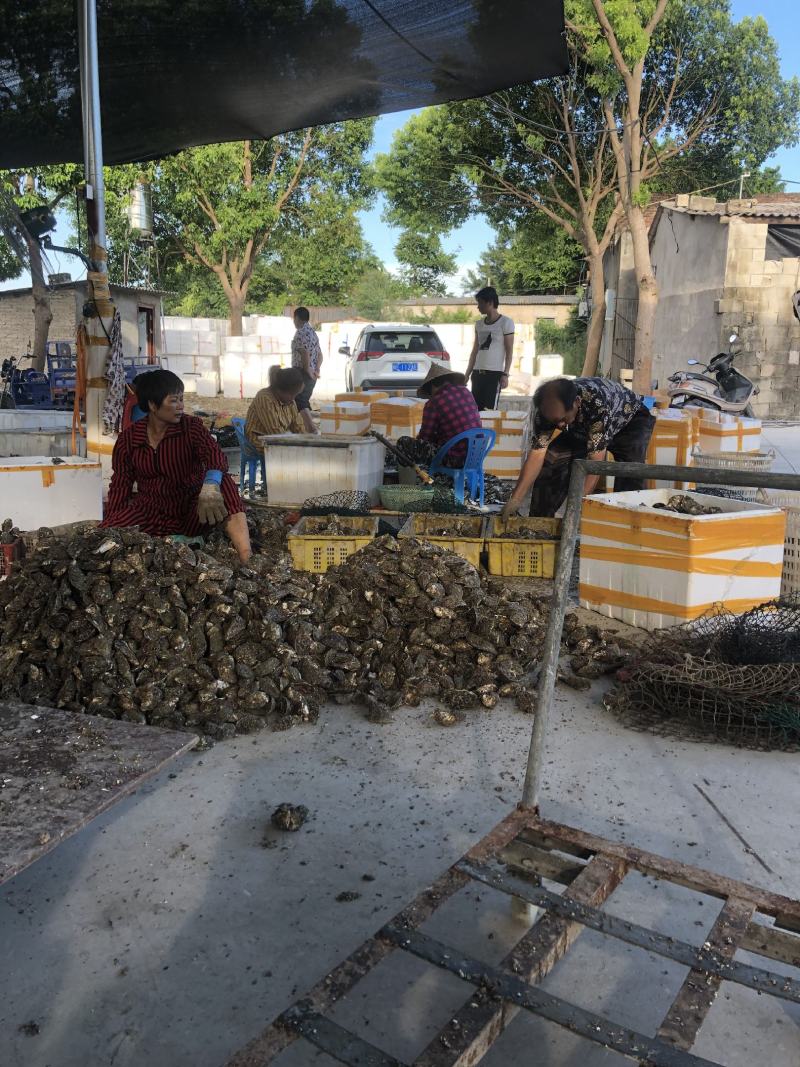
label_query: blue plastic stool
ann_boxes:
[429,427,496,507]
[230,416,266,494]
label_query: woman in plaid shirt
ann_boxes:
[397,365,482,468]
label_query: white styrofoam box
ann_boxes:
[579,489,785,630]
[197,339,221,357]
[0,410,72,432]
[196,377,219,398]
[262,434,386,505]
[163,329,185,352]
[181,374,198,394]
[371,397,425,439]
[318,401,370,436]
[738,416,761,451]
[536,354,564,378]
[225,334,263,354]
[160,354,197,375]
[698,417,743,453]
[0,456,102,530]
[0,429,86,458]
[645,414,695,489]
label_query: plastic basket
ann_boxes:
[397,512,486,566]
[692,448,775,501]
[287,515,378,573]
[378,484,435,511]
[485,516,561,577]
[757,489,800,597]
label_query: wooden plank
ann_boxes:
[739,922,800,968]
[652,898,755,1054]
[225,807,532,1067]
[0,701,197,884]
[528,817,800,921]
[413,853,627,1067]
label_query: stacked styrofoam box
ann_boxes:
[335,390,389,405]
[645,410,695,490]
[262,434,386,505]
[697,412,743,453]
[317,401,370,435]
[370,398,426,439]
[0,456,102,529]
[481,408,529,480]
[737,416,761,451]
[579,489,785,630]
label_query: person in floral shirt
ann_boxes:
[502,376,654,517]
[291,306,323,433]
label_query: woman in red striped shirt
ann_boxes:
[101,370,252,561]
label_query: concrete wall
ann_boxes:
[715,218,800,418]
[650,212,728,388]
[0,285,162,365]
[0,289,77,360]
[396,300,575,327]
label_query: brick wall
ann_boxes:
[717,219,800,418]
[0,289,78,360]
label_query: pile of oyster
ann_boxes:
[312,536,549,721]
[0,525,321,740]
[0,524,628,740]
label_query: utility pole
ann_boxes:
[78,0,116,476]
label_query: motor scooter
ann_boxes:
[667,334,758,417]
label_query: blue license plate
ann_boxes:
[392,362,418,372]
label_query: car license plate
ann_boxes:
[392,362,418,372]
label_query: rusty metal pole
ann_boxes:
[521,458,587,810]
[78,0,115,477]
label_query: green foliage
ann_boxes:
[93,122,376,327]
[0,165,83,281]
[403,307,477,325]
[536,309,586,377]
[464,220,584,295]
[393,230,457,295]
[350,268,408,320]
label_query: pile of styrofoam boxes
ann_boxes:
[317,401,370,435]
[161,316,227,396]
[370,397,426,439]
[480,408,530,480]
[690,408,762,453]
[579,488,785,630]
[222,317,297,399]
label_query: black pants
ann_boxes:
[471,369,503,411]
[530,408,655,517]
[295,371,316,412]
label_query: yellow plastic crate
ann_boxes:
[398,513,486,567]
[288,515,379,573]
[485,516,561,577]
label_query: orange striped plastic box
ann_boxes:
[579,489,785,631]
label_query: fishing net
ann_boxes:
[606,597,800,750]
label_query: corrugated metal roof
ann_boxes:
[660,194,800,219]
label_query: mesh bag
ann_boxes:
[300,491,373,517]
[607,598,800,750]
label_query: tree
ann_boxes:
[394,231,457,295]
[96,123,375,334]
[350,267,407,320]
[567,0,800,389]
[463,218,584,295]
[376,69,625,376]
[1,165,82,368]
[378,0,799,382]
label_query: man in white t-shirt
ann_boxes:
[464,286,515,410]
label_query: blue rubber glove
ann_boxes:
[203,470,223,485]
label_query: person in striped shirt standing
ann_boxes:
[101,369,252,561]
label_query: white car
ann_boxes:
[339,322,451,392]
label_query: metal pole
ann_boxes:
[520,458,800,812]
[78,0,106,257]
[521,459,587,809]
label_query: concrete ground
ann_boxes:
[762,422,800,474]
[1,680,798,1067]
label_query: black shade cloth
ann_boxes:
[0,1,567,167]
[765,224,800,261]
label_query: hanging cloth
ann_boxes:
[102,310,126,435]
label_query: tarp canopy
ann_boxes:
[0,1,567,168]
[765,224,800,261]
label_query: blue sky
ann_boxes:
[362,0,800,290]
[3,0,798,296]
